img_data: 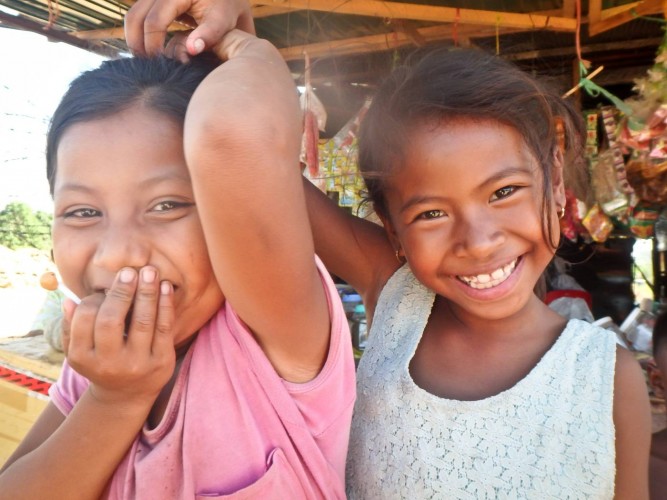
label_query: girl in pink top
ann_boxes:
[0,30,355,498]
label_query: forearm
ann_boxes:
[302,177,398,300]
[0,390,150,499]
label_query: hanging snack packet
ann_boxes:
[589,150,629,218]
[629,202,660,239]
[582,204,614,243]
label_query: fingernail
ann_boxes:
[120,268,135,283]
[193,38,205,54]
[142,267,156,283]
[160,281,172,295]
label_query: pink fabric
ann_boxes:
[49,257,356,499]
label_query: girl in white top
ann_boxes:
[307,48,652,499]
[122,2,652,497]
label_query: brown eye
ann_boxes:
[64,208,100,218]
[490,186,516,201]
[418,209,445,220]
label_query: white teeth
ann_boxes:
[458,259,517,290]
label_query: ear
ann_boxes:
[551,149,566,211]
[648,361,666,399]
[377,211,403,256]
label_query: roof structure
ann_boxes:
[0,0,664,132]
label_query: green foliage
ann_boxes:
[0,202,52,250]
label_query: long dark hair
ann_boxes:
[358,47,585,247]
[46,54,219,194]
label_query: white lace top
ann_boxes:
[346,265,617,499]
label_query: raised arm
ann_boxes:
[613,346,652,499]
[302,179,399,318]
[184,31,330,382]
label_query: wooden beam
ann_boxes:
[589,0,664,36]
[73,22,190,40]
[562,0,576,18]
[0,11,120,57]
[279,23,523,60]
[253,1,577,31]
[505,36,662,61]
[588,0,602,24]
[251,5,297,17]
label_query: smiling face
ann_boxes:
[382,119,564,324]
[51,104,224,346]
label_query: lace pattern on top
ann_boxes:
[346,265,617,499]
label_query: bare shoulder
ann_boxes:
[614,345,650,412]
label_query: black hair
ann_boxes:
[358,46,586,247]
[46,54,219,194]
[654,309,667,355]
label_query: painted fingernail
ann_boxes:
[160,281,172,295]
[120,268,135,283]
[142,267,156,283]
[193,38,205,54]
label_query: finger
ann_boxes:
[165,32,191,63]
[152,280,176,357]
[67,294,104,363]
[185,3,255,56]
[126,266,160,352]
[60,298,77,356]
[124,0,157,55]
[94,268,137,355]
[142,0,192,56]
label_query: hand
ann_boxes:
[62,266,176,408]
[124,0,254,57]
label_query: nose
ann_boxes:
[92,222,151,273]
[451,210,505,260]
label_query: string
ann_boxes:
[571,0,630,115]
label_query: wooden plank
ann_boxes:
[588,0,602,24]
[0,379,49,465]
[253,1,577,31]
[0,343,62,382]
[562,0,576,18]
[505,36,662,61]
[589,0,664,36]
[279,23,523,60]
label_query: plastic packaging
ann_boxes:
[619,298,656,353]
[351,304,368,351]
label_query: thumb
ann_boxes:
[186,10,255,56]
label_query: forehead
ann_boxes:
[393,119,537,181]
[54,106,188,193]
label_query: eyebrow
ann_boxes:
[398,165,534,215]
[478,165,534,190]
[55,171,191,195]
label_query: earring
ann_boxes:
[395,250,405,264]
[558,207,565,219]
